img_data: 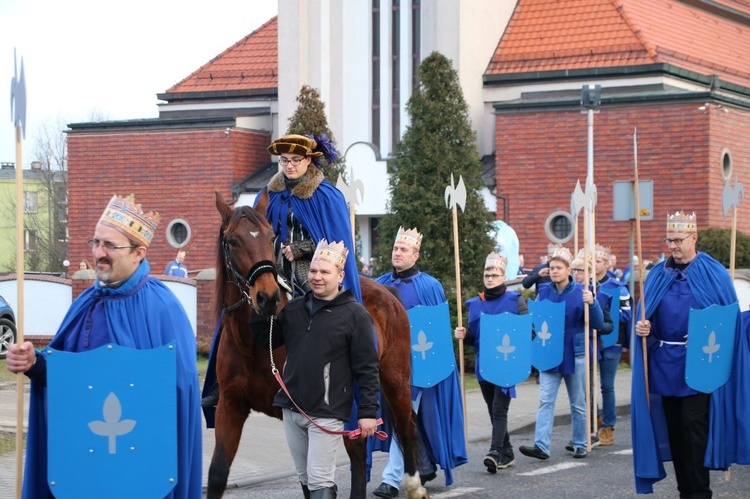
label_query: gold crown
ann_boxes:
[666,211,697,233]
[485,252,507,271]
[573,250,594,272]
[547,243,562,257]
[594,244,611,260]
[98,194,159,247]
[550,246,572,264]
[312,239,349,271]
[395,227,423,250]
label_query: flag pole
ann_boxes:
[633,129,649,408]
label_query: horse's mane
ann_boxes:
[214,204,273,320]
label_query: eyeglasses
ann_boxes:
[483,273,504,280]
[88,239,137,252]
[278,157,306,166]
[572,268,586,273]
[664,235,693,246]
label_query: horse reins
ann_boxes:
[267,316,387,441]
[222,234,277,312]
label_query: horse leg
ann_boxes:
[344,437,368,499]
[379,373,428,499]
[207,396,251,499]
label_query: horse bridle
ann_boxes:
[221,229,277,312]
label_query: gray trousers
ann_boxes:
[283,408,344,491]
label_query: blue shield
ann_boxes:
[685,303,739,393]
[599,288,621,349]
[528,300,566,371]
[46,343,177,499]
[407,302,456,388]
[478,312,533,387]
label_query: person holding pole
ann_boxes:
[519,246,604,460]
[454,253,528,473]
[373,227,467,498]
[632,211,750,497]
[5,194,202,499]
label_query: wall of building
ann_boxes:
[495,101,750,264]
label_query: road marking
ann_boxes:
[611,448,633,455]
[428,487,483,497]
[518,462,587,476]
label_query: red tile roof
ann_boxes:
[486,0,750,87]
[167,17,278,94]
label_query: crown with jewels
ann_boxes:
[547,243,562,257]
[574,249,594,272]
[395,227,423,250]
[98,194,160,247]
[485,252,508,272]
[550,246,573,265]
[312,239,349,271]
[594,244,611,260]
[666,211,697,233]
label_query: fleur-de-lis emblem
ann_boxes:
[88,393,136,454]
[412,330,434,360]
[496,334,516,361]
[336,173,365,206]
[702,331,721,363]
[722,173,744,218]
[444,174,466,212]
[537,321,552,346]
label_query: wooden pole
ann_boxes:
[590,211,599,440]
[451,203,468,446]
[583,211,591,451]
[15,123,25,499]
[633,129,649,409]
[730,206,737,279]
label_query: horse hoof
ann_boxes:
[402,474,429,499]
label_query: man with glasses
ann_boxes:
[6,194,202,498]
[455,253,529,473]
[632,211,750,497]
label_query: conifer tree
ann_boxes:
[374,51,495,304]
[286,85,345,184]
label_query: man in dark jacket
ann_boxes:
[256,239,379,499]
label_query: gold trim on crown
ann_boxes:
[666,211,697,233]
[485,252,507,271]
[312,239,348,271]
[594,244,611,261]
[98,194,159,247]
[550,246,573,264]
[395,227,423,250]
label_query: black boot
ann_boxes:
[309,485,337,498]
[301,482,311,499]
[201,384,220,408]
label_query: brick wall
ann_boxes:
[495,101,750,265]
[67,126,271,276]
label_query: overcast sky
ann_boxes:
[1,0,278,166]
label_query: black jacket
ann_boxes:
[254,289,380,421]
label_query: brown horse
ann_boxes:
[206,192,428,499]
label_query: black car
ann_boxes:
[0,293,16,359]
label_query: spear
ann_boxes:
[336,168,365,252]
[10,48,27,499]
[633,129,650,409]
[445,173,468,445]
[722,173,744,280]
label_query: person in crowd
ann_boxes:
[455,253,528,473]
[519,246,604,460]
[202,133,359,409]
[164,250,188,277]
[521,244,559,293]
[78,259,92,270]
[6,194,202,499]
[632,211,750,497]
[606,253,623,280]
[253,240,379,499]
[372,227,467,498]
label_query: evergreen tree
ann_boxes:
[374,51,494,306]
[286,85,346,184]
[696,226,750,268]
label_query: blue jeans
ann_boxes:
[599,347,621,428]
[534,355,587,454]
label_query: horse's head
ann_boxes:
[215,191,282,318]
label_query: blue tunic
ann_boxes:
[631,253,750,493]
[465,291,520,396]
[23,260,202,499]
[376,270,468,485]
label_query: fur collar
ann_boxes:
[267,167,324,200]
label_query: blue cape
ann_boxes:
[24,260,203,499]
[631,252,750,493]
[265,180,361,301]
[374,271,468,485]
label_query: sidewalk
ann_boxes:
[0,367,634,491]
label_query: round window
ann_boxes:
[545,211,573,244]
[166,219,191,248]
[721,149,732,180]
